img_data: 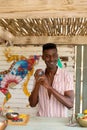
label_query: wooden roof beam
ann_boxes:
[6,36,87,45]
[0,0,87,18]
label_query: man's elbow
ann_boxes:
[68,102,74,109]
[29,100,37,107]
[29,103,36,107]
[29,97,37,107]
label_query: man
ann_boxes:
[29,43,74,117]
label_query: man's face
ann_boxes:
[42,49,58,69]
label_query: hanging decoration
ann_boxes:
[0,48,40,106]
[57,58,63,68]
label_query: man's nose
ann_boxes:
[50,56,54,61]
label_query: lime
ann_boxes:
[83,109,87,115]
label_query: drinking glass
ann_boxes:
[67,108,74,126]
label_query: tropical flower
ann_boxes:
[1,74,22,89]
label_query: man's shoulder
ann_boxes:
[57,68,72,76]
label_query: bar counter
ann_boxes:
[6,116,87,130]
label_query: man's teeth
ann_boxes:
[50,62,54,65]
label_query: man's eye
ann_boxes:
[45,55,50,58]
[53,54,58,58]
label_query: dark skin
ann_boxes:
[29,48,74,109]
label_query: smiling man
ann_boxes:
[29,43,74,117]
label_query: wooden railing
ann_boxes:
[75,45,87,114]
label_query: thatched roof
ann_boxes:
[0,0,87,46]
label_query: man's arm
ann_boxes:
[38,75,74,109]
[29,82,39,107]
[48,87,74,109]
[29,69,74,109]
[29,69,44,107]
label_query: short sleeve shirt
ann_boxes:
[37,68,74,117]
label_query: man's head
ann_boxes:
[42,43,58,69]
[42,43,57,53]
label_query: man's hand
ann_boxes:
[34,69,50,89]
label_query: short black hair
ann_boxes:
[43,43,57,52]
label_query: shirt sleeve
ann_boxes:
[64,70,74,91]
